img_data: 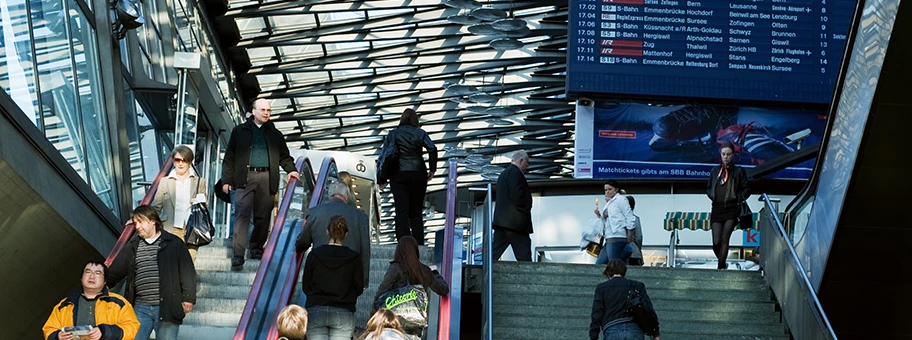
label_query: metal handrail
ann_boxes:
[105,157,174,266]
[233,157,308,340]
[437,158,460,340]
[265,157,319,340]
[760,194,836,340]
[481,183,493,340]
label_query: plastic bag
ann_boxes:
[184,202,214,247]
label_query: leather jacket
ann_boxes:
[391,124,438,173]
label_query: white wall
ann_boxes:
[495,192,794,262]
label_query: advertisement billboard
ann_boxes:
[574,102,826,179]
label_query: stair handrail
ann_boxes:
[436,158,461,340]
[104,158,174,266]
[759,194,837,340]
[481,182,493,340]
[233,157,308,340]
[264,156,332,339]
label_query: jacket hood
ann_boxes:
[314,245,360,269]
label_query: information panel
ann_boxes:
[567,0,856,104]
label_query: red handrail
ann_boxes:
[265,157,336,340]
[437,158,458,340]
[233,157,308,340]
[105,158,175,267]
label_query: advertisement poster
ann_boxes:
[575,102,826,179]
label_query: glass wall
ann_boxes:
[0,0,41,126]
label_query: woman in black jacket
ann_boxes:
[374,236,449,337]
[377,108,438,245]
[590,260,660,340]
[706,142,751,269]
[301,215,365,340]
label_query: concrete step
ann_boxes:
[193,297,247,313]
[493,326,789,340]
[493,317,786,336]
[194,257,261,272]
[494,307,781,325]
[494,298,776,314]
[197,270,256,285]
[182,310,241,328]
[493,283,770,302]
[494,262,762,282]
[492,272,770,292]
[177,325,236,340]
[197,283,252,300]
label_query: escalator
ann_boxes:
[760,1,910,338]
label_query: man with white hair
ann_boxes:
[295,179,371,285]
[492,150,534,261]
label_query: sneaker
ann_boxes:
[650,105,736,150]
[716,122,794,164]
[231,256,245,268]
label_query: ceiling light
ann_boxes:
[447,14,482,25]
[468,93,499,104]
[485,118,514,125]
[445,84,479,95]
[471,8,507,21]
[444,0,481,9]
[492,18,527,31]
[489,38,524,50]
[467,24,505,36]
[502,26,531,38]
[485,106,519,117]
[467,106,491,113]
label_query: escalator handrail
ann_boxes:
[437,158,460,339]
[264,156,331,340]
[104,158,174,267]
[233,157,308,340]
[761,194,837,339]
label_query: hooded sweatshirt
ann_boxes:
[301,244,365,312]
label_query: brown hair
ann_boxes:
[602,259,628,278]
[626,195,636,211]
[400,108,419,127]
[276,304,308,340]
[170,145,194,164]
[132,205,163,232]
[360,309,405,340]
[719,141,735,153]
[393,236,433,285]
[327,215,349,243]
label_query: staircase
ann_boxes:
[179,238,255,340]
[492,262,788,340]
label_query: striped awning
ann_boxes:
[663,211,760,231]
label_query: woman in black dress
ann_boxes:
[706,142,750,269]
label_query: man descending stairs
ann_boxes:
[493,262,788,340]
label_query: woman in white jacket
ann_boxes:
[590,180,636,265]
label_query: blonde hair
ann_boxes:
[360,309,404,340]
[276,305,308,340]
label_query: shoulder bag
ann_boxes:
[184,167,215,247]
[626,281,660,336]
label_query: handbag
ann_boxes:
[376,129,400,185]
[626,281,660,336]
[737,201,752,230]
[184,171,215,247]
[582,218,605,258]
[374,280,429,330]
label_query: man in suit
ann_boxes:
[295,180,371,286]
[221,98,300,268]
[492,150,533,261]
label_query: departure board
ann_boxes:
[567,0,856,104]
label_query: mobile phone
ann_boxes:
[62,325,92,336]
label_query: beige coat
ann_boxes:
[152,173,206,260]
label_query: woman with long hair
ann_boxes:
[301,216,365,340]
[706,142,751,269]
[359,309,410,340]
[377,108,438,245]
[373,236,448,337]
[152,145,207,261]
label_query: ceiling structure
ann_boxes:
[224,0,573,239]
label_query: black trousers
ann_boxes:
[390,171,428,245]
[492,227,532,262]
[232,170,274,257]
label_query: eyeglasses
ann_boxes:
[83,270,104,277]
[173,158,188,164]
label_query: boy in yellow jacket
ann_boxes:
[43,260,139,340]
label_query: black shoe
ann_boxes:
[231,256,245,268]
[249,251,263,260]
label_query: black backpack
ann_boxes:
[627,281,660,336]
[376,129,399,185]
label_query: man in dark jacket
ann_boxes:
[492,150,534,261]
[295,180,371,287]
[221,98,300,267]
[108,205,196,340]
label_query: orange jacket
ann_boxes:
[42,287,139,340]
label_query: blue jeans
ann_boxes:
[603,321,645,340]
[134,303,179,340]
[306,306,354,340]
[596,238,632,265]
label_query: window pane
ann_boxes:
[0,0,41,126]
[123,84,145,206]
[33,0,87,181]
[69,0,117,213]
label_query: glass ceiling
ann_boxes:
[225,1,573,232]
